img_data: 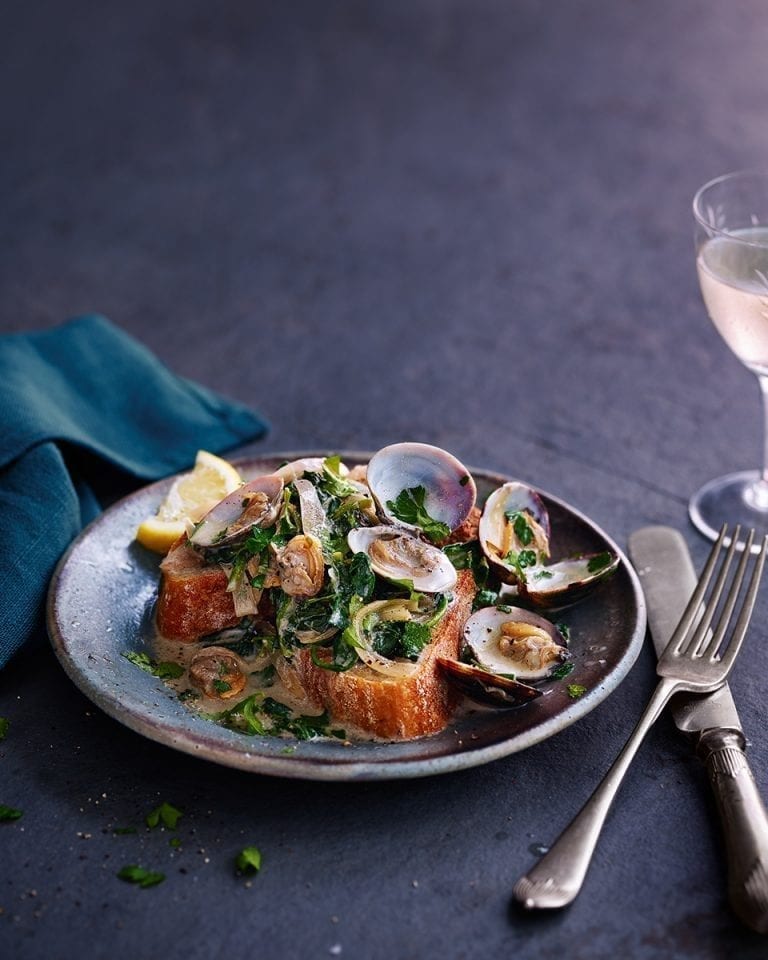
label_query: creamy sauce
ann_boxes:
[152,629,383,743]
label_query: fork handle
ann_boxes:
[698,728,768,933]
[513,677,679,909]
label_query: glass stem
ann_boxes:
[754,374,768,508]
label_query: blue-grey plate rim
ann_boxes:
[46,452,647,781]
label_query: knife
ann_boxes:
[628,525,768,933]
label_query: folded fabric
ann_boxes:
[0,314,269,668]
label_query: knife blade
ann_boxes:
[628,525,768,933]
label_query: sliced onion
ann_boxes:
[350,599,420,677]
[294,478,333,544]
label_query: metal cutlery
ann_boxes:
[629,524,768,933]
[513,525,767,911]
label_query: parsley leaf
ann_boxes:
[550,661,574,681]
[587,551,614,573]
[567,684,587,699]
[400,622,431,660]
[385,486,450,543]
[122,651,184,679]
[235,846,262,875]
[0,805,23,822]
[117,865,165,888]
[146,801,183,830]
[0,717,9,740]
[505,510,534,546]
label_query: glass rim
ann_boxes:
[693,168,768,246]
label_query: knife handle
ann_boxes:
[697,728,768,933]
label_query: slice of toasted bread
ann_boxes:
[283,569,476,740]
[156,537,239,642]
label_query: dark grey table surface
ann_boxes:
[3,1,768,957]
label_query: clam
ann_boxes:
[190,475,284,549]
[518,551,620,609]
[366,442,476,537]
[439,605,568,709]
[347,525,457,593]
[277,534,326,598]
[189,646,247,700]
[437,658,542,707]
[462,605,568,680]
[478,482,550,583]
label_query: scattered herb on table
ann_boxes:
[146,801,183,830]
[117,865,165,888]
[0,717,9,740]
[385,485,450,543]
[113,826,138,835]
[567,684,587,699]
[0,804,23,822]
[235,846,262,875]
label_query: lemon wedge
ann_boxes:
[136,450,243,554]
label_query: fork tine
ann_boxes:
[717,533,768,669]
[686,525,742,658]
[695,527,752,659]
[668,524,728,656]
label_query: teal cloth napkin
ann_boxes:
[0,314,269,667]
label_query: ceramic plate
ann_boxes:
[47,453,646,781]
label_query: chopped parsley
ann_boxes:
[113,826,138,835]
[505,510,534,546]
[235,846,262,875]
[587,551,614,573]
[117,865,165,888]
[505,548,538,581]
[146,801,183,830]
[385,486,450,543]
[567,684,587,699]
[213,693,345,741]
[122,651,184,679]
[0,717,9,741]
[550,661,574,681]
[0,805,23,822]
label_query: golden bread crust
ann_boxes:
[156,538,239,642]
[285,570,476,740]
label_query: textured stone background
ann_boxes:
[3,2,768,957]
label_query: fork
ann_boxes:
[513,524,768,910]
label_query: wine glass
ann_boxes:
[690,170,768,547]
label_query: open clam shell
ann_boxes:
[519,552,620,609]
[347,525,457,593]
[462,605,568,681]
[437,658,542,708]
[366,442,476,535]
[190,475,284,549]
[478,482,551,584]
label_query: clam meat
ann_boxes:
[190,475,284,549]
[277,534,326,598]
[478,482,551,583]
[347,525,457,593]
[462,605,568,681]
[189,646,247,700]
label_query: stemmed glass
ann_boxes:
[690,170,768,547]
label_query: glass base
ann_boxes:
[689,470,768,551]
